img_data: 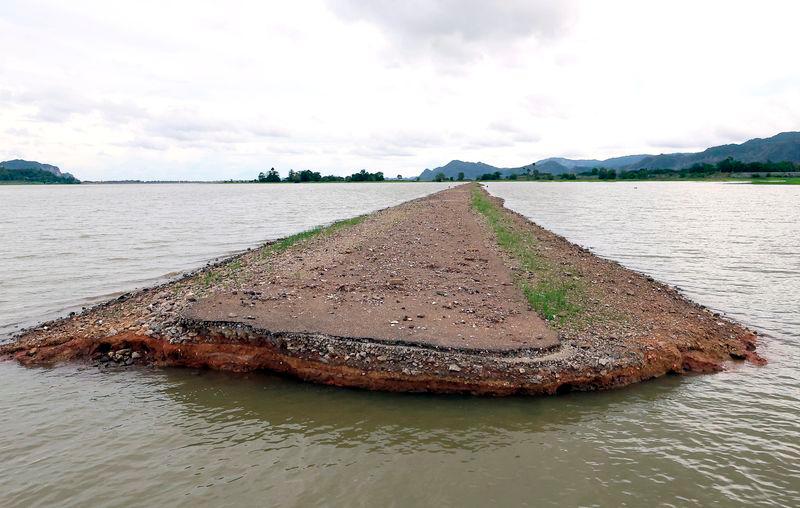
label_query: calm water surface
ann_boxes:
[1,182,799,507]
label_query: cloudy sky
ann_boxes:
[2,0,799,180]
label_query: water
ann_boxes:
[1,182,799,506]
[0,182,449,337]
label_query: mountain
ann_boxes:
[416,132,800,179]
[418,160,538,181]
[0,159,79,183]
[630,132,800,170]
[417,155,645,180]
[0,159,63,175]
[538,154,649,170]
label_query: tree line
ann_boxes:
[257,168,385,183]
[579,158,800,180]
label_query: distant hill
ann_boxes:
[631,132,800,170]
[0,159,63,175]
[417,156,643,180]
[418,160,537,181]
[538,154,649,170]
[416,131,800,179]
[0,159,79,183]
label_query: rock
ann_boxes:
[27,348,38,356]
[131,352,141,359]
[448,364,461,372]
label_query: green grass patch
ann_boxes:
[201,269,223,288]
[259,214,367,259]
[198,214,367,289]
[470,185,583,326]
[750,177,800,185]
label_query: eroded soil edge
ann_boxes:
[2,184,763,396]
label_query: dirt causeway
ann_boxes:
[185,186,557,351]
[2,184,764,396]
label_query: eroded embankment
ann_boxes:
[2,184,763,395]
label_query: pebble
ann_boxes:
[448,364,461,372]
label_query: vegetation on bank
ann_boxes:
[257,168,386,183]
[470,185,583,326]
[258,215,366,260]
[0,168,80,184]
[197,214,368,290]
[432,158,800,183]
[749,177,800,185]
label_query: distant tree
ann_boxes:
[258,171,267,182]
[297,169,322,182]
[284,169,299,183]
[263,168,280,182]
[397,174,403,180]
[507,173,518,180]
[349,169,385,182]
[457,172,465,181]
[478,171,503,181]
[598,168,617,180]
[434,172,446,182]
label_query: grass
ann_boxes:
[470,185,583,326]
[259,214,366,259]
[194,215,368,289]
[750,177,800,185]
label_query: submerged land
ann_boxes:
[2,184,763,395]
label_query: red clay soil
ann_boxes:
[2,184,764,396]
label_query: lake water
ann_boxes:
[0,182,450,338]
[1,182,799,507]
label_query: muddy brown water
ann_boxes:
[1,182,799,506]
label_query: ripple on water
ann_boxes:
[1,182,799,506]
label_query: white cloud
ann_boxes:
[1,0,799,180]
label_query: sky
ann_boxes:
[2,0,799,181]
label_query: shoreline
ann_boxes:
[1,184,764,396]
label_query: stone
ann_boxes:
[448,364,461,372]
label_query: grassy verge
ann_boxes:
[259,214,366,259]
[195,214,367,289]
[750,177,800,185]
[470,185,583,326]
